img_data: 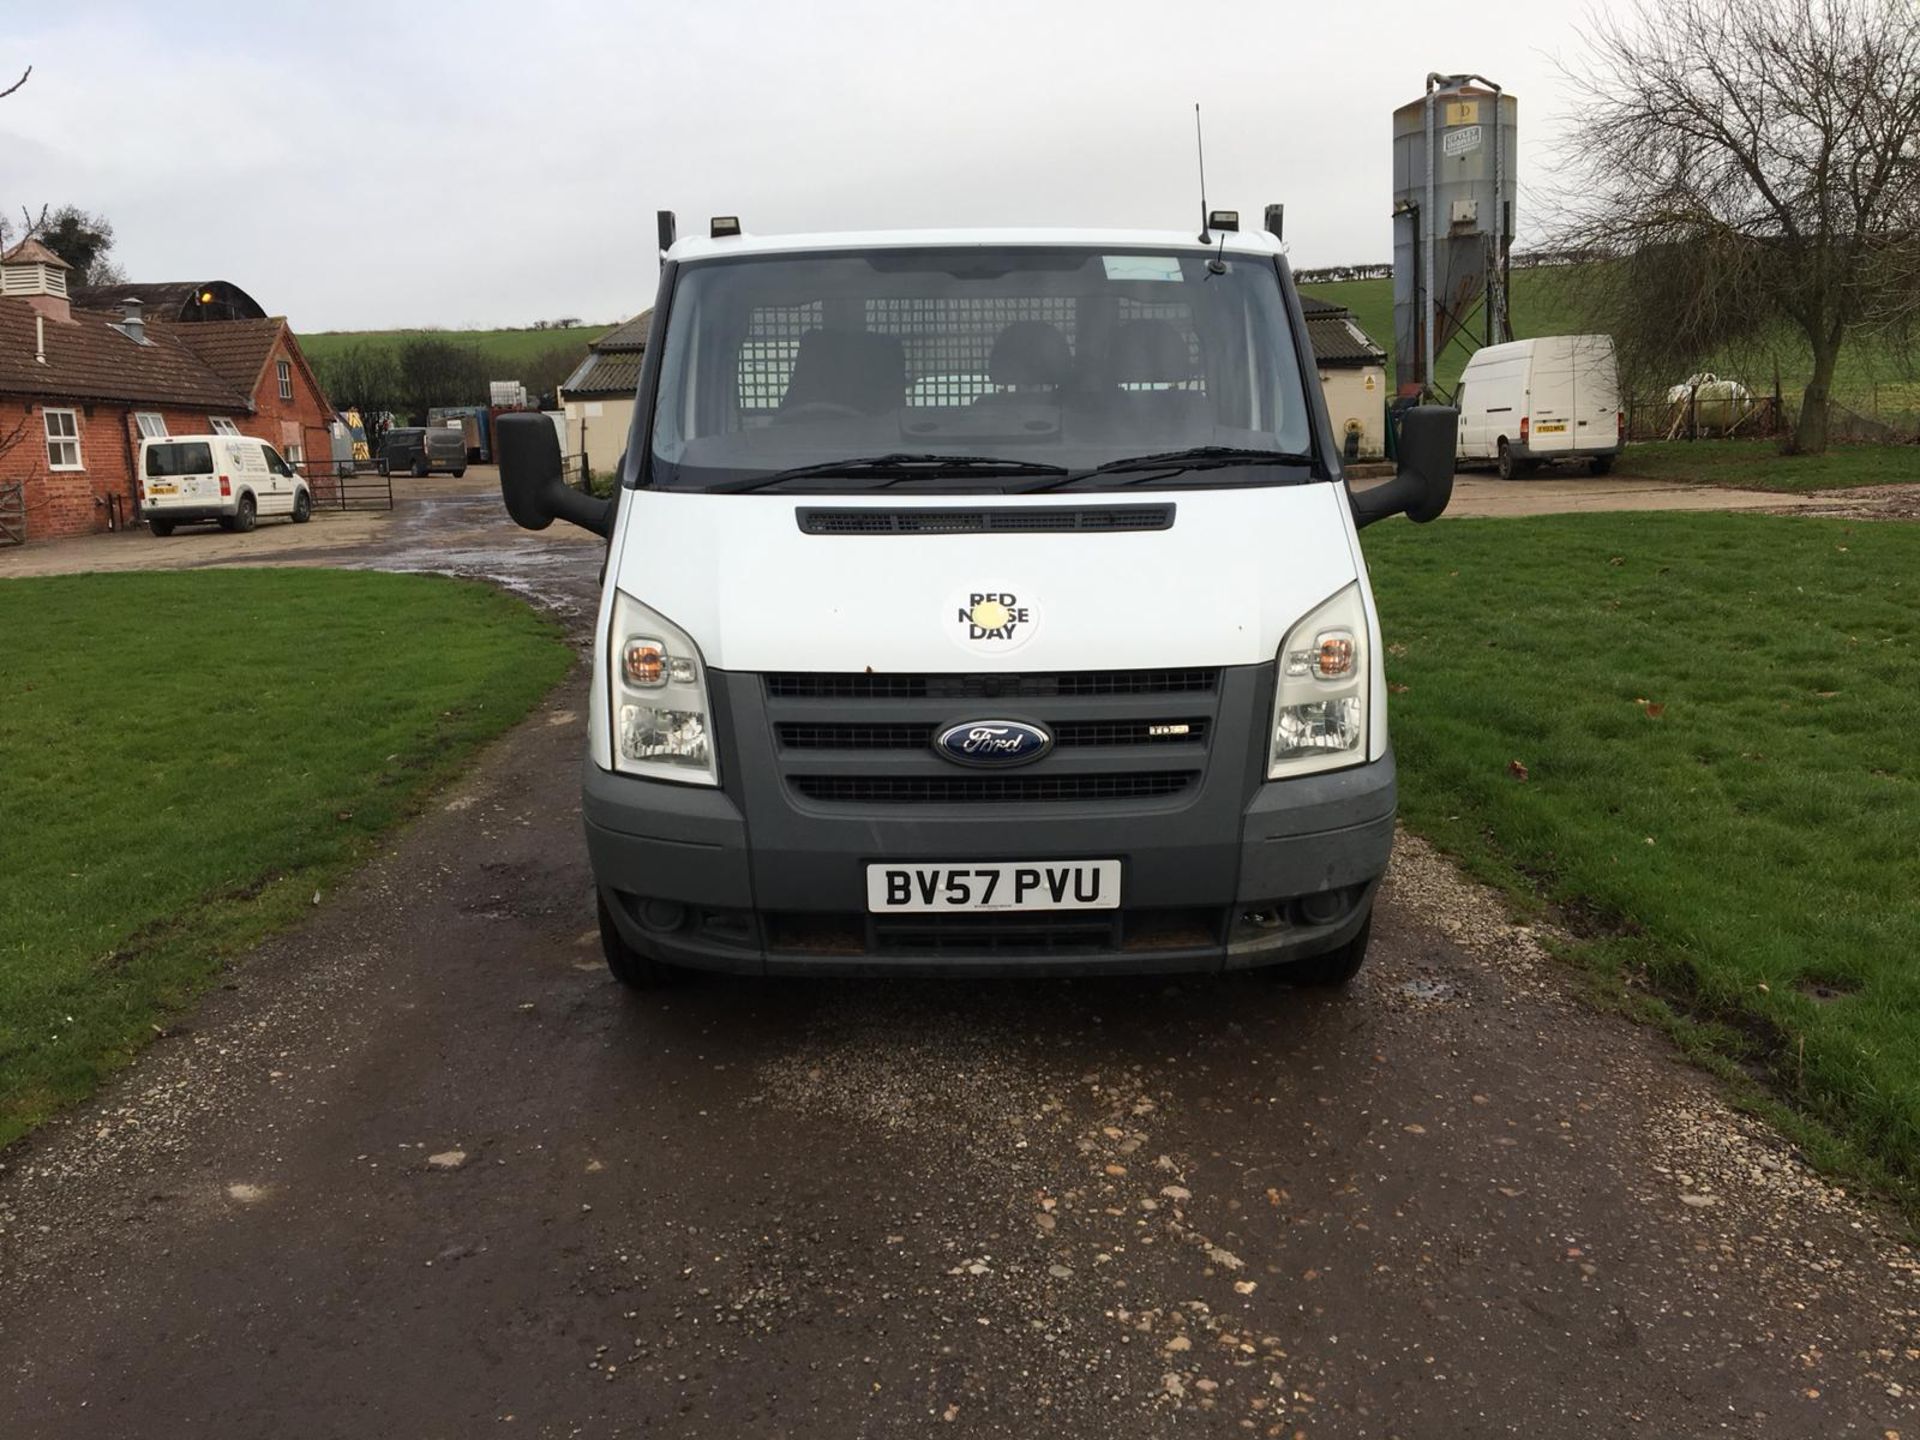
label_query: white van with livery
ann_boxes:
[498,218,1457,988]
[1455,334,1622,478]
[139,434,313,537]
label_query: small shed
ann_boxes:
[1301,296,1389,460]
[559,312,650,478]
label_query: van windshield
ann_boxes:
[641,246,1318,492]
[144,442,213,478]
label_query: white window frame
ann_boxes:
[44,408,83,470]
[135,411,168,440]
[276,360,293,401]
[209,416,241,436]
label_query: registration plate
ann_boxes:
[1534,421,1567,434]
[866,860,1121,913]
[147,483,178,495]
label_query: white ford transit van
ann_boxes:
[500,222,1456,987]
[1455,335,1622,478]
[139,434,313,537]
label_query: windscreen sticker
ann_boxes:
[1102,255,1184,283]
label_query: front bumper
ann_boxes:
[145,504,233,524]
[583,752,1396,977]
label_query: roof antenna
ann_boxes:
[1194,103,1211,245]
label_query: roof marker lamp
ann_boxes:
[710,216,742,238]
[1268,583,1368,779]
[611,592,717,785]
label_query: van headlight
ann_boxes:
[1267,582,1368,779]
[610,592,717,785]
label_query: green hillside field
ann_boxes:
[297,325,613,368]
[1299,269,1918,412]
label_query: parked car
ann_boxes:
[138,434,312,536]
[380,426,468,477]
[1455,335,1623,478]
[497,217,1457,991]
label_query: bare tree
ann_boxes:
[0,65,28,101]
[1550,0,1920,453]
[0,203,49,254]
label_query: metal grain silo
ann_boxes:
[1392,75,1518,398]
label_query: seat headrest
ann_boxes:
[782,330,906,414]
[1106,321,1195,384]
[987,320,1074,387]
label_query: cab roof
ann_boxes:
[139,432,261,444]
[666,226,1286,264]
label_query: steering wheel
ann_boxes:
[775,402,865,422]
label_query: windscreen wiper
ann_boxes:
[1015,446,1318,492]
[709,453,1071,494]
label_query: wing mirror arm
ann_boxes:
[496,412,613,539]
[1350,405,1457,529]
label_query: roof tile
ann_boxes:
[562,349,644,396]
[0,299,252,408]
[594,311,651,351]
[163,317,284,392]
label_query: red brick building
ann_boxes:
[0,240,335,542]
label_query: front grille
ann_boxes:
[778,718,1210,750]
[791,772,1193,805]
[1056,718,1209,747]
[766,668,1219,701]
[761,666,1227,809]
[779,722,930,750]
[797,505,1174,536]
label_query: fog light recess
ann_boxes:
[638,899,688,933]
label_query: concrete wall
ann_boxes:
[561,395,634,481]
[1318,365,1387,460]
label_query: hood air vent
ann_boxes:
[797,505,1173,536]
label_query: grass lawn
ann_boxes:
[0,570,572,1148]
[1365,512,1920,1198]
[1614,440,1920,492]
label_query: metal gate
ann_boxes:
[0,481,22,545]
[301,425,392,511]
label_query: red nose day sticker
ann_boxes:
[947,586,1039,653]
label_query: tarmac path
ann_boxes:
[2,474,1915,1438]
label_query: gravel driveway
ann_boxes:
[2,476,1916,1437]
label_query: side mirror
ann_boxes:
[498,412,613,538]
[1350,406,1456,529]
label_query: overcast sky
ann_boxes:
[4,0,1616,332]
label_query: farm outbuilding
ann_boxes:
[71,278,268,323]
[0,242,333,542]
[1302,295,1389,460]
[559,311,650,479]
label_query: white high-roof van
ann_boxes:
[138,434,313,537]
[499,219,1458,989]
[1455,335,1622,478]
